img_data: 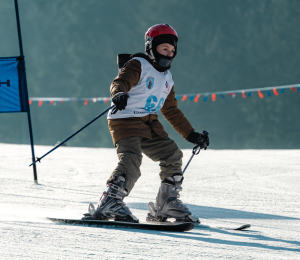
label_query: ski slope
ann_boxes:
[0,143,299,259]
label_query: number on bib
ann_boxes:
[144,95,165,112]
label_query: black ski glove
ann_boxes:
[111,92,130,114]
[186,130,209,150]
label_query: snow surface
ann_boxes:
[0,143,299,259]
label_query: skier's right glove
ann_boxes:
[111,92,130,114]
[186,130,209,150]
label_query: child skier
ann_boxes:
[90,24,209,223]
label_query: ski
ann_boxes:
[147,202,251,231]
[47,217,194,232]
[145,215,251,232]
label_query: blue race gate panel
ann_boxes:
[0,57,28,113]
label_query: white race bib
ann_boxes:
[108,57,174,119]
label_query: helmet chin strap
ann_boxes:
[149,49,156,62]
[145,40,156,62]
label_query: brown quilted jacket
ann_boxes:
[108,58,194,145]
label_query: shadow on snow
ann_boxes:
[126,202,299,220]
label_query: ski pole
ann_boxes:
[182,144,201,174]
[182,130,209,174]
[29,105,115,166]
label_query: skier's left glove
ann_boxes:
[186,130,209,150]
[111,92,130,114]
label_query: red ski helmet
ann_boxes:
[145,24,178,69]
[145,24,178,41]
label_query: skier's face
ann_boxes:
[156,43,175,57]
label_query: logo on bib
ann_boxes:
[165,81,172,92]
[146,77,154,89]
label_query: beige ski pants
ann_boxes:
[107,132,183,194]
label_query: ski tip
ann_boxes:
[234,224,251,230]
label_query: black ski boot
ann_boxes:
[147,175,200,223]
[84,175,139,223]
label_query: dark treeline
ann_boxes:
[0,0,299,149]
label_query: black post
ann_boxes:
[14,0,38,183]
